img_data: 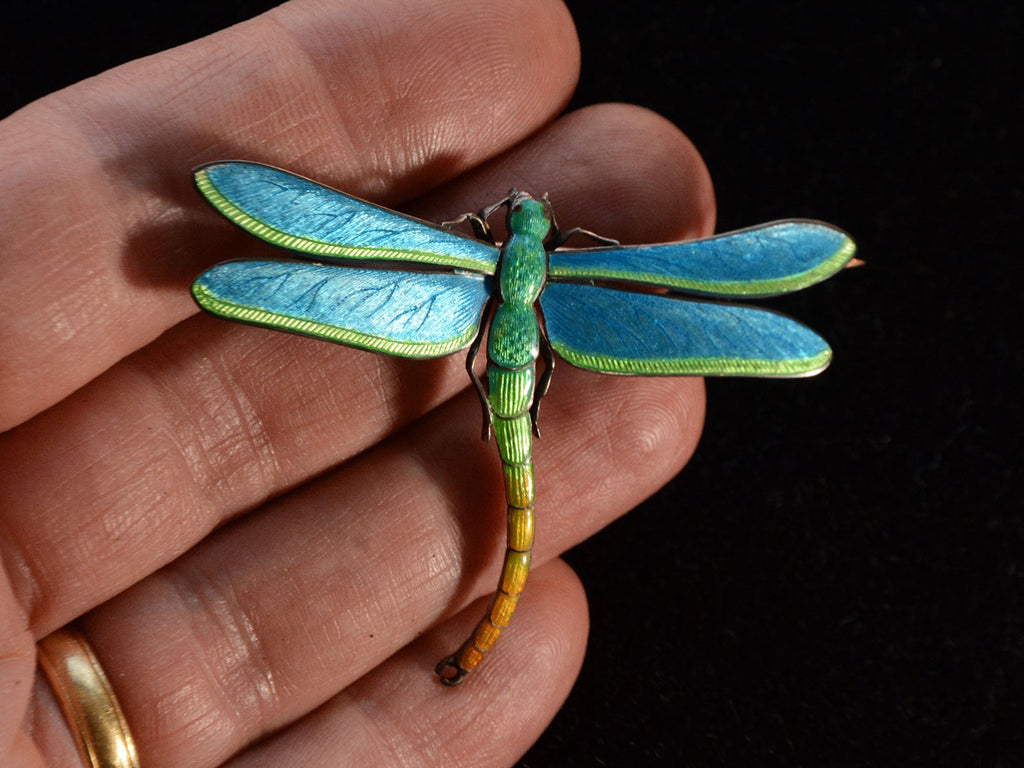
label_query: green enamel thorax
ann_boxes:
[486,198,550,373]
[500,199,550,302]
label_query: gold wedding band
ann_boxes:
[37,628,140,768]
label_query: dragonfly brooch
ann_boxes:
[190,161,856,685]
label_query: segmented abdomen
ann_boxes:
[442,358,536,679]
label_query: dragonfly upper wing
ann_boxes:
[195,161,500,274]
[193,260,491,358]
[548,220,855,297]
[540,282,832,377]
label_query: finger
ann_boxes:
[69,367,697,766]
[0,0,579,430]
[221,560,587,768]
[1,103,714,636]
[0,553,38,764]
[419,103,717,244]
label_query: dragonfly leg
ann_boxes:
[442,211,494,243]
[442,194,512,243]
[547,204,620,249]
[476,195,513,224]
[549,225,621,249]
[530,337,555,438]
[466,301,494,441]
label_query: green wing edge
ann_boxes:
[548,235,857,297]
[192,282,478,359]
[195,168,497,274]
[550,344,834,378]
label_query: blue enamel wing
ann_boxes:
[190,160,855,685]
[191,161,855,378]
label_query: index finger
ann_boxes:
[0,0,579,430]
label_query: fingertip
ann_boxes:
[551,103,717,242]
[426,557,589,701]
[507,557,590,689]
[223,559,590,766]
[540,371,706,526]
[419,101,716,245]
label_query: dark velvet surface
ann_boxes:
[6,2,1020,765]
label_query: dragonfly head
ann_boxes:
[507,190,553,241]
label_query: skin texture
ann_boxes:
[0,0,714,765]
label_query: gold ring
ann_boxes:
[37,628,140,768]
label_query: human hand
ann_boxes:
[0,1,712,765]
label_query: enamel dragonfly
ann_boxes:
[190,161,857,685]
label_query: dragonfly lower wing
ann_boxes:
[540,281,832,377]
[193,260,491,358]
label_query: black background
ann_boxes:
[5,2,1021,765]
